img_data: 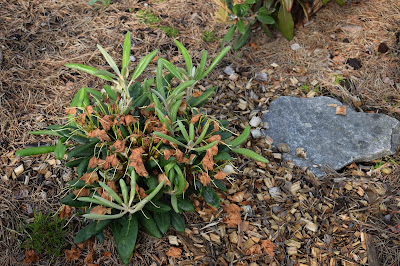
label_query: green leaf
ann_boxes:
[174,40,192,75]
[232,4,250,17]
[152,132,186,147]
[65,158,85,167]
[222,26,236,48]
[177,197,194,212]
[170,211,185,233]
[103,85,117,100]
[95,231,105,243]
[99,181,124,205]
[137,210,162,238]
[77,157,90,177]
[257,7,275,24]
[232,148,269,163]
[122,32,131,77]
[336,0,345,6]
[187,87,216,107]
[212,179,227,191]
[154,212,170,234]
[61,192,90,207]
[16,146,56,157]
[214,151,233,161]
[111,215,138,265]
[67,141,98,160]
[198,46,231,80]
[237,20,246,34]
[74,220,111,244]
[144,201,172,213]
[130,49,158,82]
[29,130,61,136]
[202,186,220,208]
[227,125,250,147]
[65,63,113,81]
[97,44,121,76]
[54,138,67,160]
[233,23,251,50]
[159,58,183,80]
[194,50,208,80]
[322,0,330,5]
[282,0,294,12]
[277,3,294,40]
[84,87,102,98]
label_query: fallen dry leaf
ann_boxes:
[328,104,338,107]
[214,170,226,180]
[224,203,241,228]
[336,105,347,116]
[198,172,211,186]
[65,247,81,262]
[59,205,72,219]
[80,172,99,185]
[24,250,39,263]
[166,247,182,258]
[190,113,202,124]
[110,140,126,153]
[261,239,275,257]
[90,206,111,216]
[229,191,245,203]
[158,173,171,187]
[129,147,148,177]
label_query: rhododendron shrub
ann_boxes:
[17,32,268,264]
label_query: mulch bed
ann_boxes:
[1,0,399,265]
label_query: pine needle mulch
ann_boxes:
[0,0,399,265]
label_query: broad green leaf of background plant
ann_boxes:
[277,3,294,40]
[257,7,275,24]
[111,215,138,265]
[202,186,220,208]
[336,0,345,6]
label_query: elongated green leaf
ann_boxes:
[130,49,158,82]
[213,151,233,161]
[222,26,236,48]
[257,7,275,24]
[65,63,113,81]
[277,3,294,40]
[198,46,231,79]
[159,58,183,80]
[237,19,246,34]
[122,32,131,76]
[54,138,67,160]
[154,212,170,234]
[97,44,121,76]
[282,0,294,12]
[202,186,220,208]
[103,84,117,100]
[74,220,111,244]
[195,50,208,80]
[83,212,126,221]
[187,87,216,107]
[194,141,217,152]
[65,157,85,167]
[111,215,138,265]
[61,192,90,207]
[144,201,172,213]
[171,194,179,213]
[170,211,185,233]
[93,70,118,80]
[177,197,194,212]
[156,60,166,99]
[67,142,97,160]
[232,148,269,163]
[153,132,186,147]
[76,157,90,177]
[170,99,182,123]
[84,87,102,98]
[16,146,56,157]
[194,122,210,145]
[170,80,196,98]
[29,130,61,136]
[174,40,192,74]
[99,181,123,205]
[233,23,251,50]
[227,125,250,147]
[176,120,189,142]
[137,210,162,238]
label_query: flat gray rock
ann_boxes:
[262,96,400,177]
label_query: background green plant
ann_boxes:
[17,32,268,264]
[21,212,67,257]
[88,0,111,7]
[215,0,346,50]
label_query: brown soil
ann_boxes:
[1,0,399,265]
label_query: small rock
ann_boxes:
[341,24,362,33]
[378,42,389,53]
[384,214,391,222]
[278,143,290,153]
[296,147,307,159]
[224,66,235,75]
[251,128,263,138]
[270,63,279,68]
[168,235,180,246]
[129,55,136,62]
[255,72,268,82]
[269,187,282,198]
[263,122,269,129]
[383,77,394,86]
[223,165,237,175]
[14,164,24,177]
[249,116,262,127]
[290,43,301,51]
[346,58,362,70]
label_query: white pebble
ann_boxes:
[251,128,263,138]
[249,116,262,127]
[224,66,235,75]
[130,55,136,62]
[223,165,236,175]
[291,43,301,51]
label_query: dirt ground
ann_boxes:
[1,0,400,265]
